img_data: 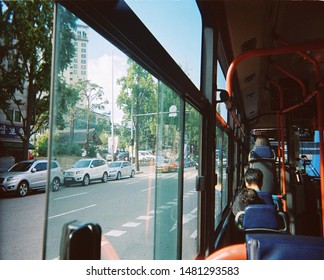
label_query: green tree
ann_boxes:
[76,79,108,152]
[0,1,76,159]
[117,59,157,170]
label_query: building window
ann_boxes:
[81,54,86,58]
[6,109,21,123]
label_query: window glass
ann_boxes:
[154,81,182,259]
[217,62,228,122]
[125,0,201,89]
[182,103,200,259]
[215,127,229,228]
[45,4,199,260]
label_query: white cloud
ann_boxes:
[88,52,128,124]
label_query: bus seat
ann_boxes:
[249,159,278,193]
[250,146,274,159]
[235,204,288,233]
[206,244,247,260]
[257,191,274,205]
[246,233,324,260]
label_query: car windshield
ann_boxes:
[73,160,91,168]
[9,161,33,172]
[109,162,122,168]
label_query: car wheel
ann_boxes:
[17,181,29,197]
[130,170,135,178]
[102,172,108,183]
[52,177,60,192]
[83,174,90,186]
[116,171,121,180]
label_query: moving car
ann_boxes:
[63,158,109,186]
[0,159,63,197]
[108,161,135,180]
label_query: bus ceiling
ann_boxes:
[197,0,324,137]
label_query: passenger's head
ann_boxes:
[232,188,264,216]
[244,168,263,190]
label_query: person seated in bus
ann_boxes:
[244,167,263,191]
[232,187,265,217]
[243,167,281,208]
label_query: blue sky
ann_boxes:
[85,0,230,123]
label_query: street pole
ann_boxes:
[131,96,134,164]
[111,48,116,160]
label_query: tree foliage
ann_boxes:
[117,59,157,170]
[0,0,76,159]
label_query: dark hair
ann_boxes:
[244,168,263,189]
[232,188,264,216]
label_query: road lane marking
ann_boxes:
[48,204,96,219]
[136,215,153,220]
[122,222,141,227]
[140,186,156,192]
[104,230,127,237]
[54,192,88,200]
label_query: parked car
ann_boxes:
[97,149,113,161]
[116,151,130,161]
[156,158,178,173]
[108,161,135,180]
[0,159,63,197]
[138,150,155,162]
[63,158,109,186]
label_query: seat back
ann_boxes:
[242,204,279,230]
[246,233,324,260]
[235,204,288,233]
[249,159,278,193]
[257,191,274,205]
[250,146,274,159]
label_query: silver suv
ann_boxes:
[63,158,109,186]
[0,159,63,197]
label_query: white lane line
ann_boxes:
[54,192,88,200]
[136,215,153,220]
[122,222,141,228]
[104,230,127,237]
[48,204,96,219]
[141,186,156,192]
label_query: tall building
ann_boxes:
[64,24,89,84]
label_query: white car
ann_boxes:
[108,161,135,180]
[0,159,63,197]
[63,158,109,186]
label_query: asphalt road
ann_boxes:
[0,166,198,260]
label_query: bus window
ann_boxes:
[215,127,229,227]
[182,103,200,259]
[45,3,199,260]
[155,81,182,259]
[125,0,202,89]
